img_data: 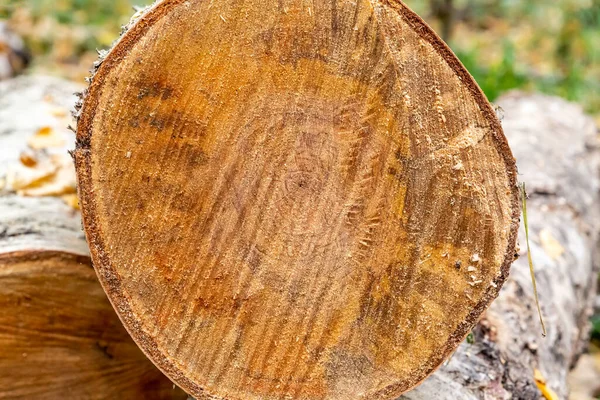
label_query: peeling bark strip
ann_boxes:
[0,76,187,400]
[74,1,520,399]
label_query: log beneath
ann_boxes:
[0,76,187,400]
[74,1,519,399]
[402,92,600,400]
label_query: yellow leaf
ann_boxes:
[8,153,76,197]
[7,159,58,191]
[534,369,559,400]
[27,126,66,149]
[37,126,52,135]
[17,154,76,197]
[19,151,38,168]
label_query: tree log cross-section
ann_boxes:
[73,1,520,399]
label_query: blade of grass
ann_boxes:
[521,182,547,337]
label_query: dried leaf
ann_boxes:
[19,151,38,168]
[539,229,565,260]
[27,126,66,149]
[18,154,76,197]
[7,153,76,197]
[7,157,58,191]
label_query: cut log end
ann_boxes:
[0,250,187,400]
[74,0,519,399]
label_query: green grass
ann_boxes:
[1,0,139,25]
[592,314,600,342]
[446,0,600,114]
[455,41,530,102]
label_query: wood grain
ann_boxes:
[74,0,520,399]
[0,77,186,400]
[402,92,600,399]
[0,250,187,400]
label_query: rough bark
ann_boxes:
[0,76,187,400]
[73,1,520,399]
[402,92,600,400]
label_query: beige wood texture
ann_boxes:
[0,250,187,400]
[74,1,520,399]
[0,76,187,400]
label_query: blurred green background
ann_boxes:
[1,0,599,121]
